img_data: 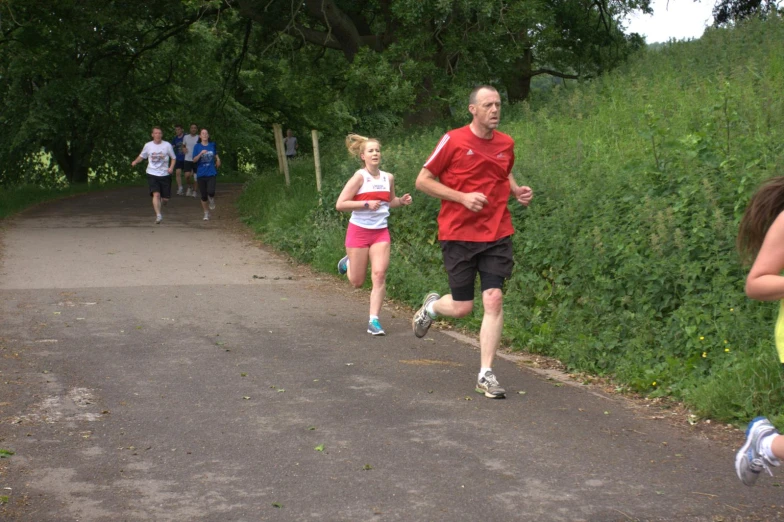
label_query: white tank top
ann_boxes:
[349,169,391,230]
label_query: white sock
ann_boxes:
[369,315,378,321]
[479,368,492,380]
[760,433,781,463]
[426,302,437,318]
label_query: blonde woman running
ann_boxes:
[335,134,412,335]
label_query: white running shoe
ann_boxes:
[208,196,215,210]
[413,292,440,338]
[203,212,210,221]
[185,188,192,197]
[177,187,184,196]
[191,190,198,198]
[476,371,506,399]
[736,417,781,486]
[155,214,163,224]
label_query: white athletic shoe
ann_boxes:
[191,190,198,198]
[155,214,163,224]
[476,371,506,399]
[736,417,781,486]
[185,188,192,197]
[413,292,440,338]
[203,212,210,221]
[208,196,215,210]
[176,187,184,196]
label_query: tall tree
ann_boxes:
[234,0,650,110]
[713,0,782,25]
[0,0,219,184]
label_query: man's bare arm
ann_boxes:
[508,173,533,206]
[415,167,488,212]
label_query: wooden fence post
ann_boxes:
[272,124,284,173]
[273,123,290,187]
[312,130,322,205]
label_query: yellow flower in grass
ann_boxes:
[699,336,704,341]
[702,352,707,358]
[725,348,730,353]
[652,381,657,386]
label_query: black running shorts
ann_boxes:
[440,236,514,301]
[147,174,172,198]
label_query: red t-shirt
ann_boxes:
[423,126,515,241]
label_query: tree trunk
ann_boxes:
[403,76,450,126]
[503,48,533,103]
[48,139,91,184]
[303,0,362,62]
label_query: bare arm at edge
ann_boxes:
[746,211,784,301]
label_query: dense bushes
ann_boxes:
[238,18,784,424]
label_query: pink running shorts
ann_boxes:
[345,222,391,248]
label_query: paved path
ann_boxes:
[0,187,781,521]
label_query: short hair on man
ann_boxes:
[469,85,499,105]
[152,126,162,132]
[175,124,183,128]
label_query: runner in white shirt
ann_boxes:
[131,127,176,224]
[182,123,200,197]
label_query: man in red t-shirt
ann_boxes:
[412,85,533,398]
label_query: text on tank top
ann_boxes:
[349,169,391,230]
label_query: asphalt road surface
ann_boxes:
[1,186,782,521]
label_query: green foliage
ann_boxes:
[1,0,653,187]
[240,18,784,423]
[0,0,195,184]
[0,3,272,186]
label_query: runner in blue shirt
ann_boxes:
[192,128,221,221]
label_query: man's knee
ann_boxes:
[482,288,503,314]
[452,300,474,318]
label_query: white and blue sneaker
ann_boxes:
[367,318,385,336]
[736,416,781,486]
[337,255,349,276]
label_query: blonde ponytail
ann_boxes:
[345,133,380,159]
